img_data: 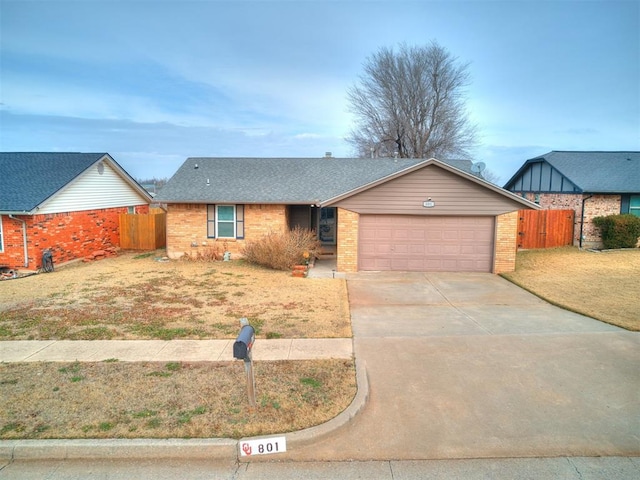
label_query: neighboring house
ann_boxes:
[155,157,538,273]
[0,153,152,270]
[503,151,640,248]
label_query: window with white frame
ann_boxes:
[207,205,244,239]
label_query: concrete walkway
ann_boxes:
[0,338,353,362]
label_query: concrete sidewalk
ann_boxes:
[0,338,353,362]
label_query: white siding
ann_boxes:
[38,161,149,214]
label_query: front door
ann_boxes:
[318,207,337,245]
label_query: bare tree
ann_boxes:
[480,168,503,186]
[347,42,477,159]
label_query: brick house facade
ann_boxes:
[158,158,538,273]
[519,193,621,248]
[504,151,639,249]
[0,153,152,271]
[1,206,149,270]
[166,204,287,258]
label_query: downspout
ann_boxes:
[579,195,593,249]
[8,215,29,267]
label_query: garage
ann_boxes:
[358,215,494,272]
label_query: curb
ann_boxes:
[0,358,369,462]
[238,357,369,462]
[1,438,237,461]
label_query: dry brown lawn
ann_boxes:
[502,247,640,331]
[0,251,354,440]
[0,359,355,440]
[0,251,351,340]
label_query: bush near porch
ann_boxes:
[501,247,640,331]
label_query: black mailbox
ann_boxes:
[233,325,255,360]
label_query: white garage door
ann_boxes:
[359,215,494,272]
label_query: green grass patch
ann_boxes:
[165,362,181,372]
[69,326,115,340]
[133,252,155,259]
[177,406,206,424]
[300,377,322,388]
[99,422,114,432]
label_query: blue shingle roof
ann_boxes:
[504,151,640,193]
[0,152,108,212]
[155,157,479,204]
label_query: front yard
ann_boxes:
[0,252,354,440]
[501,247,640,331]
[0,251,351,340]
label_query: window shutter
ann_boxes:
[207,205,216,238]
[236,205,245,239]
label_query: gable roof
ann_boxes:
[504,151,640,193]
[0,152,151,213]
[157,157,432,204]
[156,157,537,209]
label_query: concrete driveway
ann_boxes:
[286,272,640,461]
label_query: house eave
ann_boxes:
[322,158,542,210]
[162,200,318,206]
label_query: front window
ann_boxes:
[216,205,235,238]
[207,205,244,239]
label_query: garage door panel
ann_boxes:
[359,215,494,272]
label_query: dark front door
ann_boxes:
[318,207,337,245]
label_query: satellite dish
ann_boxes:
[471,162,486,174]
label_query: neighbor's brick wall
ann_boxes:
[494,211,518,274]
[581,195,622,249]
[165,203,288,259]
[519,193,621,248]
[0,206,148,270]
[336,208,359,273]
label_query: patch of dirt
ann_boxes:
[0,251,351,340]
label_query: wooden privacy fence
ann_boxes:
[517,209,575,249]
[119,211,166,250]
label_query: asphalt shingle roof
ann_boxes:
[505,151,640,193]
[155,157,477,204]
[0,152,107,212]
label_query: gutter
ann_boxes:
[579,195,593,249]
[8,215,29,267]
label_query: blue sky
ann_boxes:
[1,0,638,184]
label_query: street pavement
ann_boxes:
[1,264,639,478]
[2,456,640,479]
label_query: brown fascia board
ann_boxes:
[321,158,541,210]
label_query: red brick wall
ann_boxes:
[0,205,149,270]
[517,192,621,248]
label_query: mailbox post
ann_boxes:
[233,318,256,408]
